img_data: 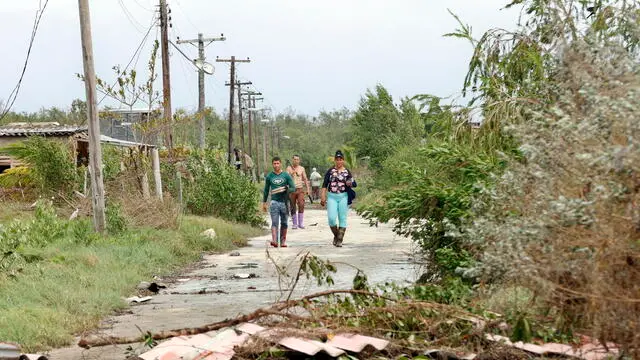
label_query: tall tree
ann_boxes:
[351,85,421,169]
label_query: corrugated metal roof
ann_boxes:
[485,334,619,360]
[0,125,87,137]
[136,323,621,360]
[138,323,390,360]
[74,132,157,148]
[103,108,161,114]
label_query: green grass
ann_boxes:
[0,213,265,351]
[0,201,33,223]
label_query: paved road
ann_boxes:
[49,209,418,360]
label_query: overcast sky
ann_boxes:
[0,0,519,117]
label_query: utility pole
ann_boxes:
[78,0,106,232]
[237,85,246,171]
[217,57,250,164]
[176,33,225,149]
[159,0,173,150]
[231,82,253,172]
[254,97,264,176]
[224,80,251,169]
[262,118,268,178]
[242,91,261,160]
[246,94,262,175]
[229,81,251,170]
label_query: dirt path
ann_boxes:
[49,209,418,360]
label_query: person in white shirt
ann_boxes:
[310,167,322,201]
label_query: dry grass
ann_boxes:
[119,195,180,229]
[68,169,181,230]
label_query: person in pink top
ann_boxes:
[286,154,311,229]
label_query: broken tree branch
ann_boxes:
[78,289,392,348]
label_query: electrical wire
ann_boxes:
[206,75,227,107]
[98,14,158,105]
[0,0,49,122]
[118,0,146,33]
[173,0,201,33]
[239,79,277,117]
[130,0,155,12]
[174,41,198,107]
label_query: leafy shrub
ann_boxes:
[183,150,263,227]
[0,166,34,188]
[359,139,504,280]
[106,202,128,234]
[0,201,72,274]
[102,145,124,182]
[0,137,79,195]
[351,85,423,169]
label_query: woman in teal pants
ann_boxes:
[320,150,355,247]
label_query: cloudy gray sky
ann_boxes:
[0,1,519,116]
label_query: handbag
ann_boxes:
[347,180,357,205]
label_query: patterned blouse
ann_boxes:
[322,167,353,194]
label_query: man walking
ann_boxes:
[310,167,322,201]
[263,157,295,247]
[286,155,311,229]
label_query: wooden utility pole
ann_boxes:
[176,33,225,149]
[159,0,173,150]
[262,119,268,177]
[246,95,253,160]
[151,148,163,200]
[78,0,106,232]
[217,56,250,164]
[237,86,245,170]
[250,96,264,176]
[228,81,252,171]
[242,91,261,160]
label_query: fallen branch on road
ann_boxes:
[77,289,390,348]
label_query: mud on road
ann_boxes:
[50,209,419,360]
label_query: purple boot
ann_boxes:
[298,213,305,229]
[292,213,298,229]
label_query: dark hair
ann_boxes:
[272,156,281,163]
[334,150,344,159]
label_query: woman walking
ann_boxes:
[320,150,355,247]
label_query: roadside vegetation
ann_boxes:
[0,201,262,350]
[1,0,638,357]
[0,114,266,351]
[346,0,639,357]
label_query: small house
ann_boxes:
[0,122,87,173]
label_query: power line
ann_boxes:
[131,0,155,12]
[207,69,227,103]
[174,44,198,105]
[98,14,158,105]
[118,0,146,33]
[0,0,49,122]
[173,0,201,33]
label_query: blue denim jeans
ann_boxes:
[269,200,288,229]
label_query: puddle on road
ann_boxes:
[227,262,259,270]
